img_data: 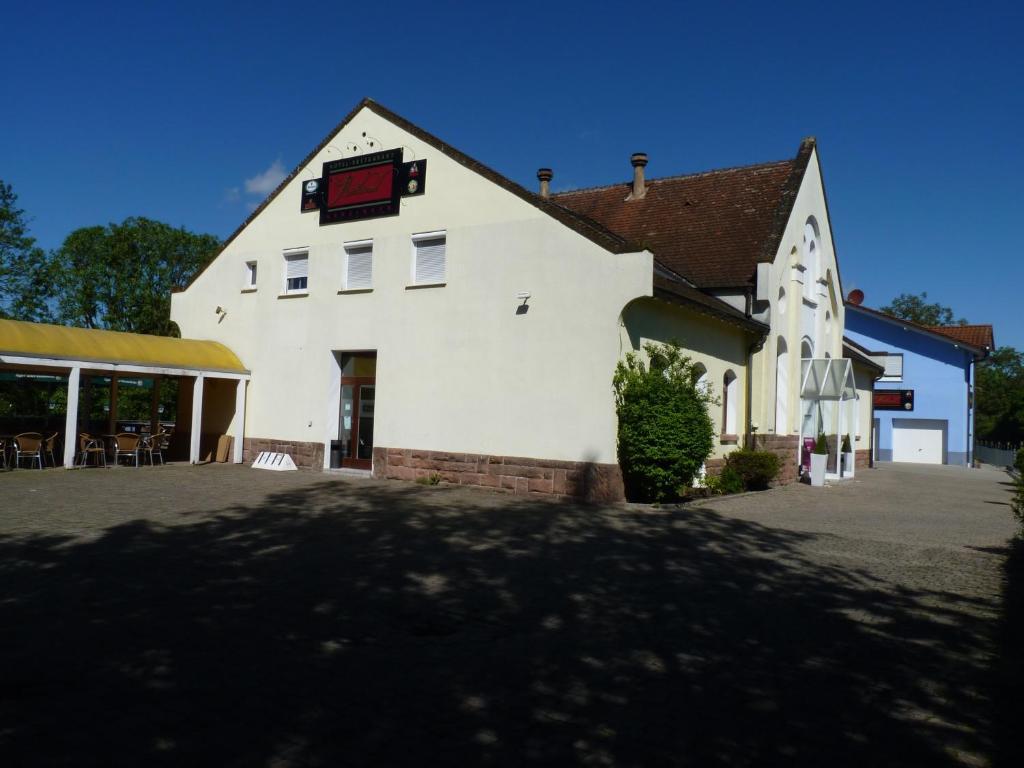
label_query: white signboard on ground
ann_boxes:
[252,452,297,471]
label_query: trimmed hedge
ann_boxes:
[724,449,782,491]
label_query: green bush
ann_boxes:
[725,449,782,491]
[1012,476,1024,527]
[706,466,745,495]
[613,341,716,502]
[814,433,829,455]
[1015,447,1024,476]
[841,434,852,453]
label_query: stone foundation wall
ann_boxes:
[745,434,800,485]
[372,447,625,503]
[243,437,324,468]
[704,458,726,477]
[855,449,871,470]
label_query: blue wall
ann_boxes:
[845,308,973,465]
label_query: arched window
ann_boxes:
[723,370,738,435]
[775,337,788,433]
[691,362,708,395]
[801,338,814,360]
[778,286,787,316]
[802,219,820,300]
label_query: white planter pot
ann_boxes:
[843,452,855,477]
[810,453,827,487]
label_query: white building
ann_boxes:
[170,99,868,498]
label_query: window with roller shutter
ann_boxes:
[283,251,308,294]
[411,232,446,286]
[343,241,373,291]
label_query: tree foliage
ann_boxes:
[880,291,965,326]
[613,342,716,502]
[976,346,1024,442]
[49,217,220,336]
[0,179,51,321]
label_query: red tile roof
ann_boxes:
[847,304,994,357]
[926,324,995,350]
[552,140,814,289]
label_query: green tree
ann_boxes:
[0,179,52,321]
[50,217,220,336]
[880,291,965,326]
[613,341,716,502]
[976,346,1024,443]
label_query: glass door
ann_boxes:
[338,353,376,469]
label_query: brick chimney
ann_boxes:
[537,168,553,198]
[629,153,648,200]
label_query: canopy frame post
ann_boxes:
[62,366,81,468]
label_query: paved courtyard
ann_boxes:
[0,462,1020,767]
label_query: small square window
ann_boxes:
[244,261,257,289]
[283,251,309,294]
[877,353,903,382]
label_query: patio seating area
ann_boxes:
[1,317,250,468]
[2,428,173,470]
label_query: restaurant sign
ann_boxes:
[873,389,914,411]
[300,148,427,223]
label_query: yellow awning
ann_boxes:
[0,318,247,374]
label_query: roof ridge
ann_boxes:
[551,158,794,197]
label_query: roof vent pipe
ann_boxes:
[537,168,553,198]
[630,153,648,200]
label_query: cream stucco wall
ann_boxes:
[754,149,846,437]
[852,360,876,454]
[171,106,653,466]
[619,298,752,460]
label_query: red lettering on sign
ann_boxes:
[873,392,902,406]
[327,165,394,208]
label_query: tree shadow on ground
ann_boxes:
[0,480,1006,767]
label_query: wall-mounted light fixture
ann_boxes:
[516,292,530,316]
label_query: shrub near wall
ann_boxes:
[613,342,715,503]
[724,449,782,491]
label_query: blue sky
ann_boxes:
[3,1,1022,347]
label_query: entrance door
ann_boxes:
[339,353,376,469]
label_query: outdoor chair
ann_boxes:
[112,432,142,467]
[77,433,107,468]
[43,432,60,467]
[140,430,166,466]
[13,432,44,470]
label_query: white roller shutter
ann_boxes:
[345,245,373,290]
[285,253,308,279]
[413,237,446,285]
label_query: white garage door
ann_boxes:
[892,419,946,464]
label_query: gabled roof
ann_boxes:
[926,324,995,351]
[846,304,991,358]
[179,99,638,292]
[552,139,816,289]
[0,318,248,374]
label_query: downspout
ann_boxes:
[869,368,882,468]
[968,351,976,468]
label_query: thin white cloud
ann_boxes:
[223,186,240,203]
[244,160,286,196]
